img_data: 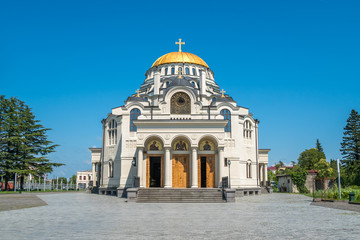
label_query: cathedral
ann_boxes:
[89,39,270,198]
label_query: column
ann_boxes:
[218,148,224,187]
[264,164,268,185]
[92,163,96,186]
[259,164,263,186]
[137,148,143,187]
[191,147,198,188]
[142,153,147,188]
[164,148,171,188]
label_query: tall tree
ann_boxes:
[316,139,324,153]
[0,96,64,190]
[298,148,326,170]
[340,109,360,185]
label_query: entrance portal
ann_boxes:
[198,155,215,188]
[172,155,190,188]
[149,156,161,187]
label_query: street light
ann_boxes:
[228,160,231,188]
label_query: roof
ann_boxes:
[151,52,209,68]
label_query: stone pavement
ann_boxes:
[0,193,359,239]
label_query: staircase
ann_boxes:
[136,188,225,203]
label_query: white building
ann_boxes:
[90,39,270,197]
[76,170,93,189]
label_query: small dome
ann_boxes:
[151,52,209,68]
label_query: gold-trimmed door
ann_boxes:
[172,154,190,188]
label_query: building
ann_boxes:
[77,170,93,189]
[90,39,270,197]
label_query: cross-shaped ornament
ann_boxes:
[136,89,140,97]
[175,38,185,52]
[178,68,183,79]
[221,89,226,98]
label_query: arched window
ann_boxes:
[220,109,231,132]
[130,108,141,132]
[108,119,117,145]
[192,68,196,76]
[108,161,114,178]
[191,82,195,87]
[243,120,252,139]
[166,81,170,87]
[171,92,191,114]
[185,68,190,75]
[246,160,252,178]
[212,97,216,102]
[165,68,168,76]
[171,67,175,75]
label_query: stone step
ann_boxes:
[136,188,224,203]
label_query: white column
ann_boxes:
[264,164,268,184]
[92,163,96,186]
[218,148,224,187]
[137,148,143,187]
[191,147,198,188]
[200,69,206,95]
[259,164,263,185]
[164,148,171,188]
[142,154,147,188]
[154,70,160,95]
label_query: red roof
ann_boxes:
[268,166,277,170]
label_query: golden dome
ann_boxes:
[151,52,209,68]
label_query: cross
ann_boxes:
[178,68,183,79]
[136,89,140,97]
[175,38,185,52]
[221,89,226,98]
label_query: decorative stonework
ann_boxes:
[191,134,197,140]
[125,140,137,149]
[138,134,144,140]
[224,139,235,148]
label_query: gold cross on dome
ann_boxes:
[221,89,226,98]
[178,68,183,79]
[175,38,185,52]
[136,89,140,97]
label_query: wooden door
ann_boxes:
[146,155,163,188]
[206,155,215,188]
[198,155,215,188]
[172,155,189,188]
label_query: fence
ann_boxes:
[0,181,77,191]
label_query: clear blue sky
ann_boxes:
[1,1,359,178]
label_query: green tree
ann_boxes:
[340,109,360,185]
[298,148,326,170]
[289,165,308,193]
[316,139,324,153]
[70,174,77,184]
[314,158,335,179]
[58,177,68,184]
[0,96,64,190]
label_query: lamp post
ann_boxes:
[228,160,231,188]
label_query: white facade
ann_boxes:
[90,45,270,194]
[76,170,93,189]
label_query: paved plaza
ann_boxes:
[0,193,359,239]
